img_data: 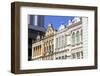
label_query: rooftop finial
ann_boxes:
[36,32,40,41]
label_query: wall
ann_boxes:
[0,0,99,76]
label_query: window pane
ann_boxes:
[72,32,75,44]
[76,31,80,43]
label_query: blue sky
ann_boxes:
[44,15,75,30]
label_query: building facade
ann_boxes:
[54,24,72,60]
[42,24,55,60]
[28,15,46,60]
[32,34,44,60]
[54,17,86,59]
[32,23,55,60]
[31,17,88,60]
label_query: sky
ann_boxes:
[44,15,75,30]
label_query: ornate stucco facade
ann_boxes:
[42,24,55,60]
[32,23,55,60]
[31,17,88,60]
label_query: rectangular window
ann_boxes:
[56,57,58,60]
[62,56,64,59]
[56,38,58,49]
[59,37,61,48]
[62,36,64,48]
[65,35,67,46]
[81,51,83,59]
[58,37,60,48]
[52,45,53,52]
[77,52,80,59]
[72,53,75,59]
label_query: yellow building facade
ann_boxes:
[42,24,54,60]
[32,23,55,60]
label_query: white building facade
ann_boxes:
[54,17,88,59]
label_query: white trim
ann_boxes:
[20,6,95,70]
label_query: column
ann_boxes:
[34,15,38,26]
[82,17,88,59]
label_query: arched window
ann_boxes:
[62,36,64,48]
[44,47,46,53]
[81,29,83,41]
[76,31,80,43]
[49,45,51,52]
[72,32,75,44]
[52,44,54,51]
[47,46,48,52]
[49,40,50,45]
